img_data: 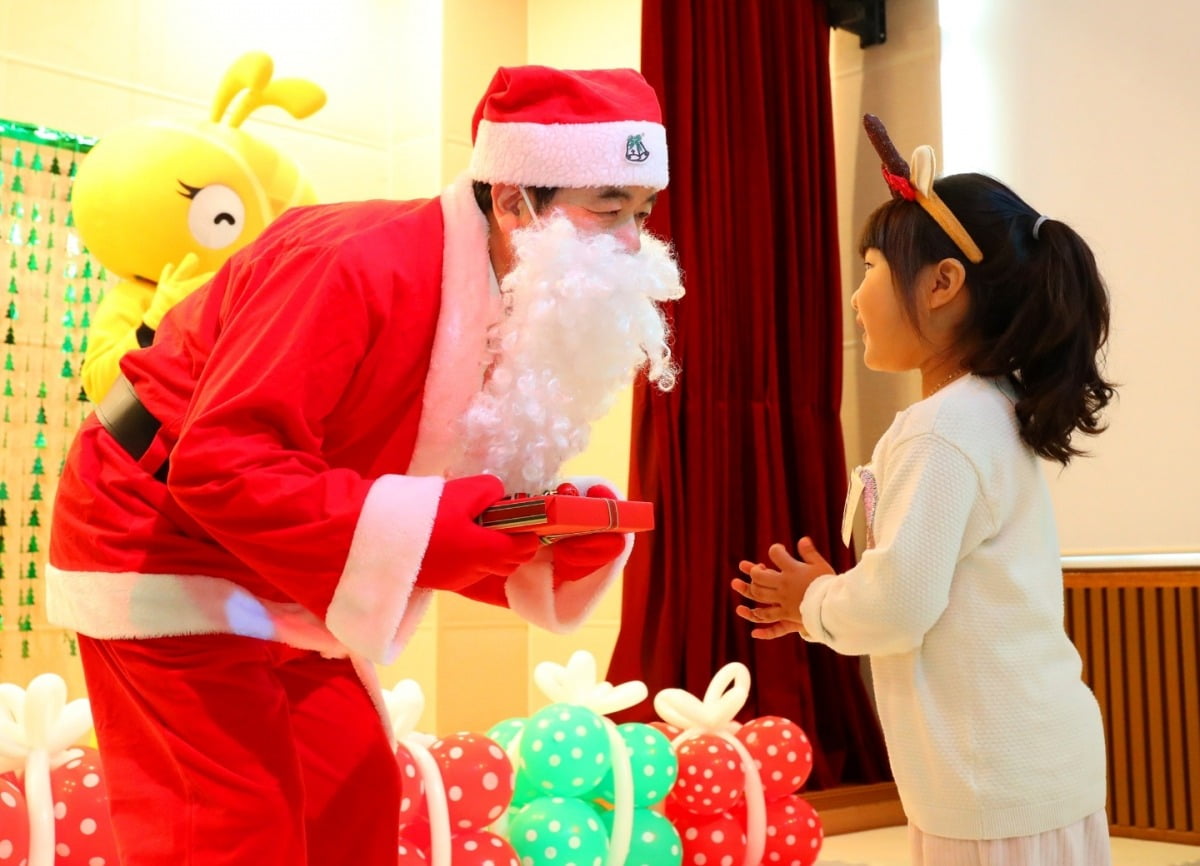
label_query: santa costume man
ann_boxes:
[47,65,683,866]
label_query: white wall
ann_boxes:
[527,0,641,69]
[939,1,1198,556]
[0,0,444,203]
[831,0,940,542]
[836,0,1197,558]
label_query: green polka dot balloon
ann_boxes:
[487,716,526,749]
[509,796,608,866]
[487,716,541,806]
[512,766,541,808]
[599,806,682,866]
[593,722,678,807]
[519,702,611,798]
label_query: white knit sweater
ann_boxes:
[800,375,1106,840]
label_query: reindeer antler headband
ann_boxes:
[863,114,984,264]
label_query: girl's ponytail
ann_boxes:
[971,215,1116,464]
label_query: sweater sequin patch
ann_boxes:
[859,466,879,549]
[841,464,879,549]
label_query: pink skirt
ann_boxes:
[908,810,1111,866]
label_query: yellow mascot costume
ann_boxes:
[73,51,325,401]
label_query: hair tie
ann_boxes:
[1032,215,1049,240]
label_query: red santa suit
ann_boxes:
[46,175,631,865]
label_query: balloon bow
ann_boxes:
[653,661,749,734]
[533,649,648,714]
[383,678,435,748]
[0,674,95,866]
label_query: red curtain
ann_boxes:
[607,0,891,789]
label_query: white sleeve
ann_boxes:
[800,433,992,656]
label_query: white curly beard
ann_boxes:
[454,214,684,493]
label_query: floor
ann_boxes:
[814,825,1200,866]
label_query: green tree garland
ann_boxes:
[0,118,105,666]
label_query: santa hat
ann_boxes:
[468,65,668,190]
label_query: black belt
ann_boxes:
[95,375,168,480]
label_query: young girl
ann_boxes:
[731,115,1116,866]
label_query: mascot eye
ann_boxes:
[185,184,246,249]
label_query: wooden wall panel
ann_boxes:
[1064,570,1200,845]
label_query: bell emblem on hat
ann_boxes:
[625,134,650,163]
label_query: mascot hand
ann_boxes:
[144,252,214,329]
[416,475,541,592]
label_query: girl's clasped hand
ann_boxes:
[731,537,833,639]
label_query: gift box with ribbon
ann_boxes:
[384,680,521,866]
[653,663,824,866]
[487,651,682,866]
[0,674,119,866]
[477,494,654,540]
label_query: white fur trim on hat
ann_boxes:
[470,119,668,190]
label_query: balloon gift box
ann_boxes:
[0,674,120,866]
[652,662,824,866]
[385,681,522,866]
[385,651,824,866]
[486,652,679,866]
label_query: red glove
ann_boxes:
[454,574,510,608]
[550,484,627,586]
[416,475,540,592]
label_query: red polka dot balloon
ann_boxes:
[449,829,521,866]
[430,733,514,831]
[761,794,823,866]
[0,776,29,865]
[669,734,744,816]
[396,837,429,865]
[648,721,682,742]
[670,808,746,866]
[400,815,431,854]
[50,746,119,866]
[396,743,425,829]
[735,716,813,801]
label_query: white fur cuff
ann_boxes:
[506,531,633,633]
[327,474,444,663]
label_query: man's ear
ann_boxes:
[928,257,967,311]
[491,183,528,234]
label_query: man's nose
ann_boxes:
[612,219,641,254]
